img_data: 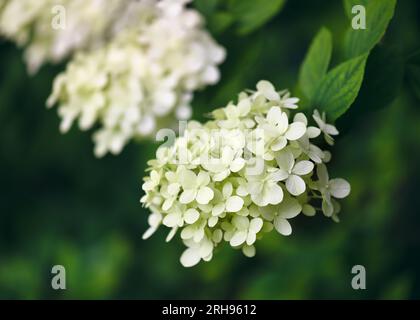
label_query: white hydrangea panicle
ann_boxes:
[141,81,351,267]
[46,0,225,157]
[0,0,128,74]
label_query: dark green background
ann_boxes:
[1,0,420,299]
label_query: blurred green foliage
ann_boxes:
[1,0,420,299]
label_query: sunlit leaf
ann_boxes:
[313,54,368,120]
[343,0,397,59]
[298,27,333,102]
[228,0,286,35]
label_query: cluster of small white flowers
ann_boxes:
[0,0,127,74]
[47,0,225,157]
[141,81,351,267]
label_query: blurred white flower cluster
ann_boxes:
[47,0,225,157]
[0,0,127,74]
[141,81,351,267]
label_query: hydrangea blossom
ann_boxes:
[47,0,225,157]
[0,0,127,74]
[141,80,351,267]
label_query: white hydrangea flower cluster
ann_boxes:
[141,81,351,267]
[0,0,126,74]
[47,0,225,157]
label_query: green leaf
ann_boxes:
[194,0,220,15]
[343,0,397,59]
[313,54,368,120]
[208,12,235,34]
[194,0,234,35]
[298,27,333,102]
[228,0,286,35]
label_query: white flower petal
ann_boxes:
[226,196,244,212]
[266,106,282,123]
[181,225,195,240]
[266,183,284,205]
[138,115,156,135]
[273,217,292,236]
[142,226,157,240]
[329,178,351,198]
[142,180,156,192]
[180,169,197,189]
[286,175,306,196]
[162,198,175,211]
[270,169,289,182]
[293,112,307,125]
[324,124,339,136]
[202,252,213,262]
[199,239,213,258]
[212,203,225,216]
[316,163,329,186]
[271,136,287,151]
[179,189,197,204]
[180,248,201,267]
[230,157,245,172]
[212,229,223,243]
[323,151,332,163]
[193,228,205,242]
[184,208,200,224]
[213,170,230,182]
[163,212,182,227]
[236,184,249,197]
[242,245,256,257]
[167,183,180,196]
[308,144,324,164]
[257,81,280,101]
[306,126,321,138]
[285,122,306,140]
[196,186,214,204]
[276,112,289,133]
[292,160,314,175]
[259,206,275,221]
[276,150,295,172]
[283,97,299,109]
[312,109,324,128]
[232,215,249,229]
[302,204,316,216]
[197,171,210,186]
[238,98,251,115]
[222,182,233,198]
[251,192,267,207]
[278,197,302,219]
[230,230,247,247]
[165,227,178,242]
[246,232,257,245]
[249,217,263,233]
[148,212,162,227]
[221,146,235,163]
[208,216,218,227]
